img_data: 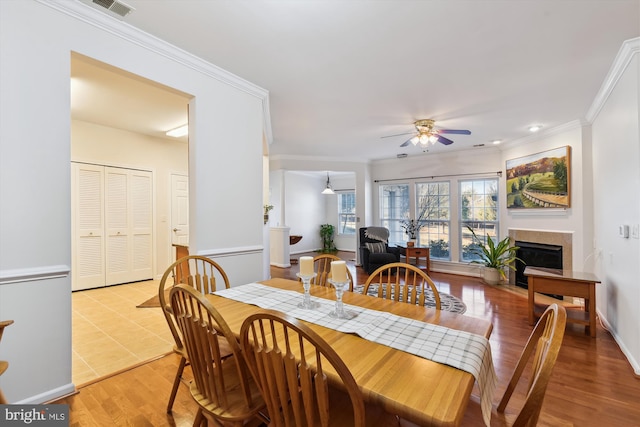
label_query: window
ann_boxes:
[337,191,356,235]
[460,179,499,262]
[416,182,450,260]
[379,184,409,243]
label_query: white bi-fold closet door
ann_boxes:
[72,162,153,291]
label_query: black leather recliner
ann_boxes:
[359,227,400,274]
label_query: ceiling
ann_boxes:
[72,0,639,161]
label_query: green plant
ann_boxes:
[319,224,337,253]
[466,226,521,280]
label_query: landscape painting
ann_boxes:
[506,146,571,209]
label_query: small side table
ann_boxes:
[524,267,601,337]
[397,245,430,274]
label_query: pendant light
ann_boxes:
[321,172,335,195]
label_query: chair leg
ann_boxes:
[193,408,204,427]
[167,355,187,413]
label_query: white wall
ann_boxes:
[0,0,268,403]
[270,157,371,262]
[500,124,589,271]
[591,43,640,374]
[72,120,189,278]
[267,171,357,255]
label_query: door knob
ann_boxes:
[173,228,179,232]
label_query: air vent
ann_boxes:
[397,153,408,158]
[92,0,134,17]
[473,144,485,147]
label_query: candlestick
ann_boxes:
[330,260,347,283]
[296,272,320,309]
[328,278,356,320]
[299,256,314,276]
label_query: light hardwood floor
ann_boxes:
[72,279,173,385]
[62,252,640,426]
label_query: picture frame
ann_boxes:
[506,146,571,209]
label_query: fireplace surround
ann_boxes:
[514,241,563,289]
[508,229,573,286]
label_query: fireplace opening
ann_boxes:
[515,241,563,290]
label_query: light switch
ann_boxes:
[632,224,640,239]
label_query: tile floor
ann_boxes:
[72,280,174,386]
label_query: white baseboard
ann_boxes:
[15,383,76,405]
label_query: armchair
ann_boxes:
[359,227,400,274]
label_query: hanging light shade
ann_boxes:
[321,172,335,195]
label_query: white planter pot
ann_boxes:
[483,267,501,285]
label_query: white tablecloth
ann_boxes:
[214,282,497,426]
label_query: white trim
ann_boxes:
[15,383,76,405]
[0,265,70,285]
[586,37,640,123]
[196,246,264,258]
[38,0,272,141]
[508,208,569,217]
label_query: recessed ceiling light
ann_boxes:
[166,124,188,138]
[491,139,502,145]
[528,125,542,132]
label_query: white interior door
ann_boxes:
[105,167,131,286]
[72,163,105,291]
[130,170,153,281]
[171,174,189,248]
[72,163,153,289]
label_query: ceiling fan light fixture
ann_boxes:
[419,134,429,145]
[411,136,420,146]
[428,134,439,144]
[321,172,335,195]
[528,125,542,132]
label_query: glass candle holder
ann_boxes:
[327,278,356,319]
[296,272,320,309]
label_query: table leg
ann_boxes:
[587,284,596,337]
[528,278,535,326]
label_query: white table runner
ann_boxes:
[214,282,496,426]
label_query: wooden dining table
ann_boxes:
[206,278,493,427]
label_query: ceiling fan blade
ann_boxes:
[438,129,471,135]
[438,135,455,145]
[381,131,415,139]
[400,138,413,147]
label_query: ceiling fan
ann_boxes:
[382,119,471,147]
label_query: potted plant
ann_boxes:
[466,226,521,285]
[401,219,423,247]
[319,224,337,253]
[263,204,273,224]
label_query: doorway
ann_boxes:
[70,53,190,383]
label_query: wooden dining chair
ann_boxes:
[456,303,567,427]
[159,255,234,413]
[362,262,441,310]
[170,284,267,426]
[0,319,14,404]
[239,309,399,427]
[310,254,354,291]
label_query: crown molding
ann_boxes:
[586,37,640,123]
[37,0,273,144]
